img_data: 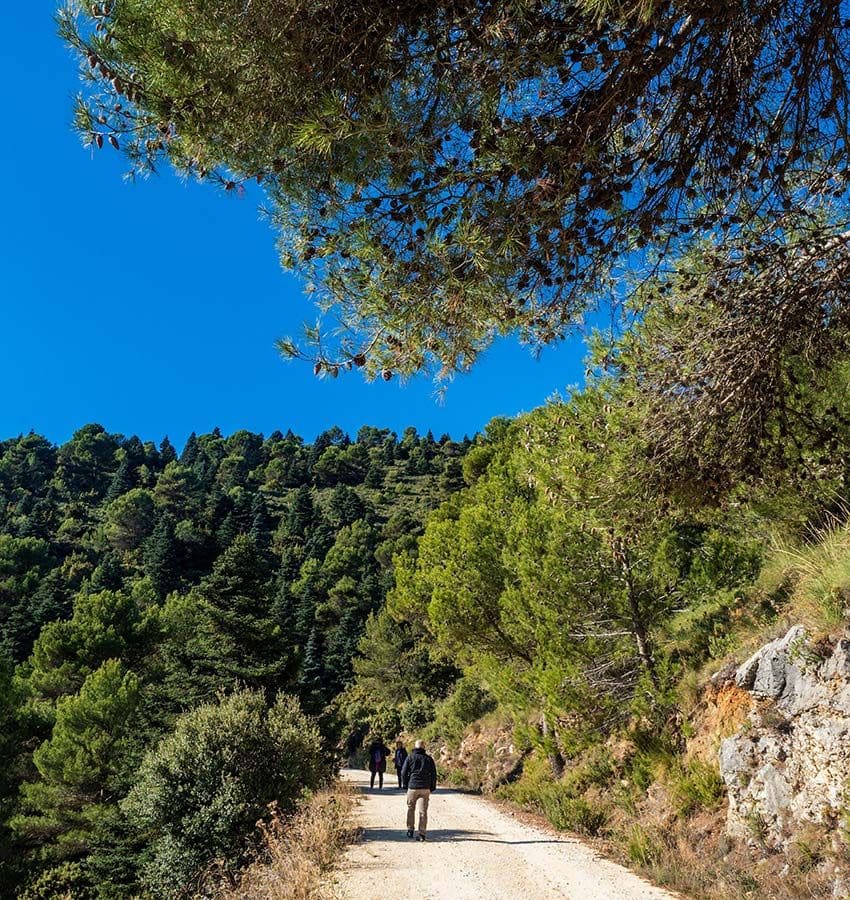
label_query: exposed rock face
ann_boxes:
[720,626,850,849]
[437,720,523,791]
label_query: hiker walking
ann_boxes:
[368,736,390,789]
[392,740,408,789]
[401,739,438,841]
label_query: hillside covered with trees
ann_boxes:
[342,273,850,896]
[29,0,850,895]
[0,424,469,896]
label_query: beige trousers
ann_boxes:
[406,788,431,835]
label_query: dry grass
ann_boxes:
[767,518,850,631]
[221,781,357,900]
[613,812,839,898]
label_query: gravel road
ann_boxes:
[334,768,677,900]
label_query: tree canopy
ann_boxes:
[59,0,850,378]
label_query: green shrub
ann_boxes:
[539,788,608,836]
[497,753,551,806]
[20,862,96,900]
[400,697,435,731]
[426,677,496,746]
[668,758,725,817]
[500,755,609,837]
[123,689,326,898]
[561,746,615,795]
[627,733,677,793]
[626,823,664,868]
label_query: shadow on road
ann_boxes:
[357,826,573,846]
[358,785,478,797]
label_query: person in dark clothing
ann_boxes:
[400,739,438,840]
[393,740,408,789]
[367,736,390,789]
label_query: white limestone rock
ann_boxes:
[721,626,850,851]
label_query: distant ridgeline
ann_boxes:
[0,422,470,677]
[0,423,470,896]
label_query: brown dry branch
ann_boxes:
[627,223,850,486]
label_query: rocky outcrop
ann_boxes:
[719,626,850,850]
[437,720,523,791]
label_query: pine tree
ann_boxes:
[249,493,274,549]
[203,482,230,532]
[143,516,179,599]
[121,436,146,468]
[159,436,177,467]
[104,457,135,503]
[54,424,119,500]
[327,485,366,528]
[193,536,290,694]
[284,485,314,542]
[216,511,240,551]
[0,422,478,895]
[438,458,465,496]
[27,589,144,703]
[180,432,199,467]
[298,626,326,714]
[11,660,140,863]
[89,551,124,592]
[364,458,384,489]
[103,488,156,551]
[0,648,23,892]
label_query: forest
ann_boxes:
[0,424,469,896]
[13,0,850,894]
[6,272,850,896]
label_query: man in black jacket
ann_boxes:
[400,739,438,841]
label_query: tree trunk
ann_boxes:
[613,537,659,689]
[541,715,565,779]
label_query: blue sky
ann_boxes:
[0,3,588,451]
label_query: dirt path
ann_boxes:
[333,768,677,900]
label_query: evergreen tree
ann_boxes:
[11,660,140,864]
[54,425,119,500]
[284,485,314,542]
[0,423,472,894]
[28,572,73,647]
[326,485,367,529]
[16,498,55,541]
[298,626,325,715]
[158,437,177,467]
[143,516,179,599]
[89,552,124,593]
[304,511,335,561]
[438,457,465,497]
[0,648,23,893]
[121,437,146,468]
[27,589,144,703]
[249,493,274,549]
[104,458,136,504]
[191,536,290,694]
[0,535,56,661]
[153,462,202,520]
[63,0,850,381]
[364,458,384,489]
[202,482,230,533]
[179,432,199,467]
[104,488,156,552]
[216,511,240,551]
